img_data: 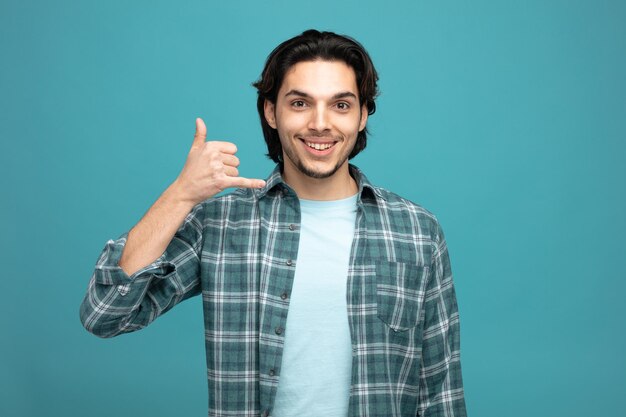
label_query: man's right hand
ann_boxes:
[171,118,266,206]
[117,118,266,277]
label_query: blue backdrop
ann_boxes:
[2,1,625,416]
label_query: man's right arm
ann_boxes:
[79,118,265,338]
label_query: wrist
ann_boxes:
[165,179,199,212]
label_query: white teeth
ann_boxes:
[305,141,333,150]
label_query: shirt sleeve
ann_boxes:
[417,220,467,417]
[79,203,205,338]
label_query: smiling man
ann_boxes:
[264,60,367,196]
[80,30,467,417]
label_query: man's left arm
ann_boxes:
[417,221,467,417]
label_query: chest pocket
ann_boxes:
[376,261,429,332]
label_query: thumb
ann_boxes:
[192,117,207,147]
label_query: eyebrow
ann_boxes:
[284,89,358,100]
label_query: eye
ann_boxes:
[291,100,307,108]
[336,102,350,111]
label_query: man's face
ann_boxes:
[264,60,368,181]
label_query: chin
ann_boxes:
[297,161,344,179]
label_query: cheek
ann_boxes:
[336,116,362,135]
[276,112,307,132]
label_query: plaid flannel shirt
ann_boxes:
[80,165,467,417]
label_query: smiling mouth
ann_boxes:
[304,141,335,150]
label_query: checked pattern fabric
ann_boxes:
[80,165,467,417]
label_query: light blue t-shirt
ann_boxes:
[272,194,358,417]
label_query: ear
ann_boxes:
[264,100,277,129]
[358,104,368,132]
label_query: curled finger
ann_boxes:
[221,154,240,167]
[224,166,239,177]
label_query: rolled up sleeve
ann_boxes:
[79,203,204,338]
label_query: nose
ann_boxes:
[308,104,330,132]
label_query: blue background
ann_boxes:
[2,0,625,416]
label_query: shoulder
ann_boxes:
[374,186,436,219]
[352,165,441,237]
[367,185,443,241]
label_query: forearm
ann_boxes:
[119,180,196,277]
[81,198,205,338]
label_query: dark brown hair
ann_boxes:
[253,29,379,163]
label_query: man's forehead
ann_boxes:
[279,60,358,98]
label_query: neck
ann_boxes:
[282,163,358,201]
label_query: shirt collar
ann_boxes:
[256,164,386,202]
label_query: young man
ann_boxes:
[80,30,467,417]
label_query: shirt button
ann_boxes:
[269,369,276,376]
[116,285,129,296]
[286,259,293,266]
[280,292,288,300]
[288,224,296,231]
[275,326,283,335]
